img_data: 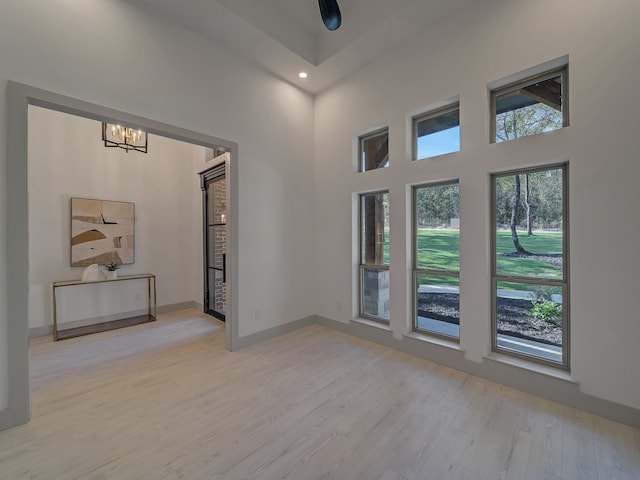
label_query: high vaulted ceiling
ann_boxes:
[126,0,478,94]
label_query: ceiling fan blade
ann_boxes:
[318,0,342,31]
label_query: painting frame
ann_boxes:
[70,197,135,267]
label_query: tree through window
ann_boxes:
[492,165,568,367]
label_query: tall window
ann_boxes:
[359,128,389,172]
[413,181,460,339]
[413,104,460,160]
[491,66,568,143]
[360,191,390,322]
[492,164,568,367]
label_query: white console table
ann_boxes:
[52,273,157,341]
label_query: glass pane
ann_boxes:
[208,226,226,269]
[415,183,459,271]
[360,129,389,172]
[361,192,389,265]
[496,280,563,364]
[361,267,389,322]
[208,268,216,310]
[207,176,226,225]
[495,74,564,142]
[214,269,226,315]
[213,226,226,268]
[416,108,460,159]
[416,274,459,339]
[208,268,225,315]
[495,168,563,280]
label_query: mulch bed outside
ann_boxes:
[417,292,562,347]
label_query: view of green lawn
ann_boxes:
[414,229,562,286]
[380,228,562,287]
[416,229,459,271]
[495,230,562,280]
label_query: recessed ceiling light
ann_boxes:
[298,72,308,79]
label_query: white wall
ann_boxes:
[314,0,640,409]
[0,0,315,413]
[28,106,205,330]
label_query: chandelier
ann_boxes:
[102,122,148,154]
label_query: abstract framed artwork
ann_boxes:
[71,197,135,267]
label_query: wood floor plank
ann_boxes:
[0,309,638,479]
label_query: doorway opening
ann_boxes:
[4,81,239,430]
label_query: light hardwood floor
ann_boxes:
[1,309,639,479]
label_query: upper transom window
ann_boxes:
[491,66,568,143]
[413,104,460,160]
[359,128,389,172]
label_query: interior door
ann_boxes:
[200,154,228,321]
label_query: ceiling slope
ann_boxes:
[124,0,478,94]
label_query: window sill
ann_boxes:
[351,317,392,332]
[404,331,463,352]
[484,352,576,383]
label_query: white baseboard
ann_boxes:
[29,301,201,338]
[233,315,316,350]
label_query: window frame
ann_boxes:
[412,180,460,340]
[412,103,460,161]
[359,190,390,323]
[490,65,569,144]
[490,163,570,369]
[358,127,389,173]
